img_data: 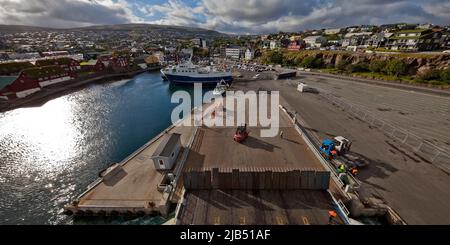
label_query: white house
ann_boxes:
[244,49,254,60]
[270,40,280,50]
[325,28,342,35]
[151,133,182,170]
[303,36,327,48]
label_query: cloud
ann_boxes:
[140,0,206,27]
[137,0,450,34]
[0,0,142,28]
[0,0,449,33]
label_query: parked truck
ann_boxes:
[320,136,369,172]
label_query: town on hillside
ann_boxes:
[1,22,450,101]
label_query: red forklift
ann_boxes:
[234,124,249,143]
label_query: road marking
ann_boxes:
[276,216,285,225]
[239,216,246,225]
[213,216,221,225]
[302,216,310,225]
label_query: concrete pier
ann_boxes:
[66,92,349,224]
[175,94,347,225]
[64,120,196,217]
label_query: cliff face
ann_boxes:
[285,51,450,75]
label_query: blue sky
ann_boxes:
[0,0,449,34]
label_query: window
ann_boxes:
[159,159,164,166]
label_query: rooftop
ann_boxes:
[153,133,181,157]
[0,76,17,90]
[22,65,66,79]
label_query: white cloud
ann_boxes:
[0,0,449,33]
[136,0,450,34]
[0,0,142,28]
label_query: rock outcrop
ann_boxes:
[285,51,450,75]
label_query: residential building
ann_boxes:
[191,38,202,47]
[111,56,130,72]
[439,31,450,49]
[164,47,177,53]
[324,28,342,35]
[0,74,41,99]
[388,29,442,51]
[346,26,359,33]
[35,57,81,72]
[244,49,254,61]
[380,24,398,32]
[365,33,394,48]
[418,23,433,29]
[0,65,76,100]
[303,36,327,48]
[270,40,280,50]
[397,23,418,30]
[289,35,302,41]
[287,40,306,51]
[280,38,291,48]
[153,51,165,64]
[342,32,373,47]
[225,46,244,59]
[360,25,376,32]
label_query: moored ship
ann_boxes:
[161,60,232,85]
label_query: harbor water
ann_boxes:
[0,71,199,224]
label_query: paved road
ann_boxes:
[298,74,450,152]
[233,78,450,224]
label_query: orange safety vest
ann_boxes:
[329,210,337,217]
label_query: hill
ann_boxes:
[0,24,227,38]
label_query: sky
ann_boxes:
[0,0,449,34]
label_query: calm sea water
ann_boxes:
[0,71,199,225]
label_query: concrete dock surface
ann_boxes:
[185,108,322,171]
[235,75,450,224]
[177,93,341,225]
[179,189,340,225]
[69,122,196,215]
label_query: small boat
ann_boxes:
[212,80,228,96]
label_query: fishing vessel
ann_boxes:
[160,57,232,85]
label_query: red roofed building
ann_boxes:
[0,65,76,100]
[111,57,130,72]
[287,40,306,51]
[0,74,41,99]
[35,58,81,72]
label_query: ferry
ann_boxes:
[161,59,232,85]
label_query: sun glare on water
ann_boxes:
[0,97,82,176]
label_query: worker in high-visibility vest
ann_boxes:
[337,164,346,173]
[328,210,338,225]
